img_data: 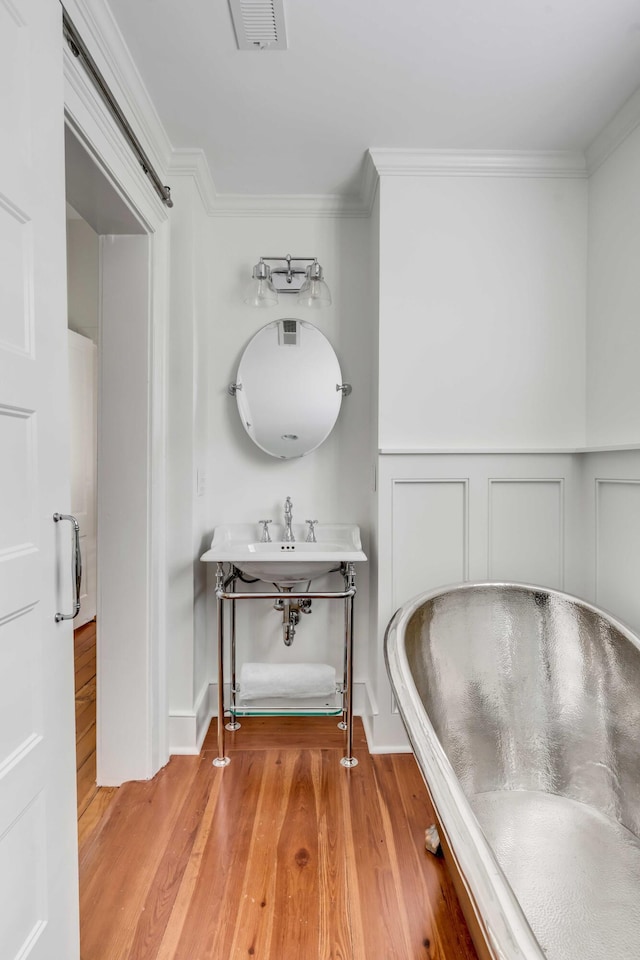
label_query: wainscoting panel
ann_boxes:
[595,478,640,631]
[488,479,564,588]
[0,196,32,356]
[374,452,579,753]
[0,790,46,959]
[391,479,468,609]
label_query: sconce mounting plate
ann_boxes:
[260,256,316,294]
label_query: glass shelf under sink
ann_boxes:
[230,690,343,717]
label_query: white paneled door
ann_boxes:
[0,1,79,958]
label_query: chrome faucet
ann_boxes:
[283,496,295,542]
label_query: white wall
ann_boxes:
[99,234,151,782]
[205,213,374,725]
[587,125,640,445]
[66,215,99,344]
[378,175,588,449]
[166,175,212,752]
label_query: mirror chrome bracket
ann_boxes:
[336,383,352,396]
[228,382,242,396]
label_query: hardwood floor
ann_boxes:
[75,620,97,816]
[79,717,477,960]
[75,619,118,846]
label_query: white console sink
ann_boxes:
[201,523,367,584]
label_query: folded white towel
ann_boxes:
[239,662,336,701]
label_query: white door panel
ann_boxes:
[0,1,79,957]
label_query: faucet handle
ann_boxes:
[305,520,318,543]
[258,520,272,543]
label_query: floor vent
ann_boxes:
[228,0,288,51]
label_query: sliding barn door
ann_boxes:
[0,1,79,956]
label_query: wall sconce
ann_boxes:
[243,255,332,308]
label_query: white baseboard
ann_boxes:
[367,741,413,754]
[168,681,213,755]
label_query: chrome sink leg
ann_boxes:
[226,581,241,731]
[340,563,358,768]
[213,562,230,767]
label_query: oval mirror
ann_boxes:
[233,319,344,459]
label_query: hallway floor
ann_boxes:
[79,717,477,959]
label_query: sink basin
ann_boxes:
[201,523,367,584]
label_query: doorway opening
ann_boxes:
[64,122,163,805]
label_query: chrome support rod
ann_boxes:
[216,586,356,602]
[341,563,358,767]
[62,8,173,209]
[213,563,230,767]
[226,578,241,731]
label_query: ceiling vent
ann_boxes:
[228,0,288,51]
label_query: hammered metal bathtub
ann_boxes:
[384,582,640,960]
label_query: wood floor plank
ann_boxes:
[171,751,267,960]
[75,651,96,694]
[224,749,297,960]
[75,697,95,739]
[269,749,323,958]
[76,675,96,704]
[316,749,354,960]
[126,755,222,959]
[78,787,118,849]
[373,754,478,960]
[345,749,416,960]
[388,755,478,960]
[80,758,201,960]
[76,753,98,818]
[154,765,225,960]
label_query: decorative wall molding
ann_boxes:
[586,86,640,175]
[391,478,469,610]
[487,478,565,588]
[0,193,33,358]
[359,149,380,215]
[379,444,640,455]
[368,148,587,179]
[594,478,640,610]
[168,148,217,215]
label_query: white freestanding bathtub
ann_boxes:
[385,582,640,960]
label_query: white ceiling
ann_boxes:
[106,0,640,197]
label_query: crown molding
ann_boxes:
[359,150,380,214]
[166,151,369,218]
[586,87,640,175]
[368,148,587,179]
[168,149,218,215]
[62,0,173,179]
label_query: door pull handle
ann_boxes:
[53,513,83,622]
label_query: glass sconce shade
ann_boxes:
[243,260,279,307]
[296,261,332,308]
